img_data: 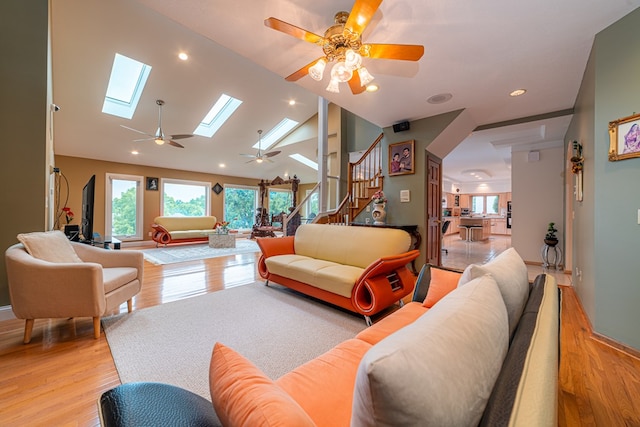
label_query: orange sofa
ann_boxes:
[256,224,420,324]
[210,249,559,426]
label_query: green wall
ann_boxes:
[566,7,640,350]
[0,1,49,306]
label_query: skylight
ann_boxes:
[252,118,299,150]
[102,53,151,119]
[289,153,318,170]
[193,94,243,138]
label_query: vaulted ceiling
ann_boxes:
[50,0,640,184]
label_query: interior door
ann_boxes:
[425,152,442,265]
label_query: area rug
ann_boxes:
[102,283,367,401]
[141,239,259,264]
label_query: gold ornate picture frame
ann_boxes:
[609,113,640,161]
[389,140,415,176]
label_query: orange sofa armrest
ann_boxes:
[151,223,171,244]
[352,250,420,315]
[256,236,295,258]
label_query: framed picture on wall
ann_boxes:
[146,177,159,191]
[609,112,640,161]
[389,140,415,176]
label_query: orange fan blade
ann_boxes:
[366,43,424,61]
[285,57,324,81]
[264,17,324,45]
[345,0,383,35]
[348,69,367,95]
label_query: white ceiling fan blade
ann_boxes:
[240,153,257,158]
[133,137,155,142]
[121,125,154,138]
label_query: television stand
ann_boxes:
[82,236,121,250]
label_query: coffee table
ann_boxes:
[206,232,235,249]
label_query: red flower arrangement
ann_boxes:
[62,207,74,224]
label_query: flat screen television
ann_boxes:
[81,174,96,242]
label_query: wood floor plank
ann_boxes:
[1,239,638,426]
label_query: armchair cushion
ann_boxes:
[17,230,82,263]
[103,267,140,293]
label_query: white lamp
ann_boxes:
[309,59,326,81]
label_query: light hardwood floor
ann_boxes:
[0,237,638,426]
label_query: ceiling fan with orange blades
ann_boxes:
[240,129,281,163]
[121,99,193,148]
[264,0,424,94]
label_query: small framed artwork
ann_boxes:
[212,182,223,195]
[389,140,415,176]
[146,177,159,191]
[608,112,640,161]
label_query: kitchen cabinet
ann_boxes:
[490,218,507,235]
[459,218,490,241]
[458,195,470,208]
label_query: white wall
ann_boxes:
[511,146,564,263]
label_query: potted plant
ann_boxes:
[544,222,558,246]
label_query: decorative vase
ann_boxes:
[544,238,558,247]
[372,203,386,225]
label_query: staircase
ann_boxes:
[319,133,384,225]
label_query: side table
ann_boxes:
[541,244,562,270]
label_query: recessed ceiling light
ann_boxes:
[510,89,526,97]
[178,52,188,61]
[288,99,296,106]
[219,163,226,168]
[131,150,139,155]
[366,84,379,92]
[427,93,453,104]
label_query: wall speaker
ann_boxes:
[393,121,410,133]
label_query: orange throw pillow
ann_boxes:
[209,342,315,427]
[422,266,461,308]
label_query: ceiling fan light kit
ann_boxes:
[264,0,424,95]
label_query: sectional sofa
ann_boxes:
[99,248,559,427]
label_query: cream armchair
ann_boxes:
[5,233,144,343]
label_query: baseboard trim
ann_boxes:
[0,305,16,322]
[561,285,640,361]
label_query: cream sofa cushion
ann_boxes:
[17,230,82,263]
[265,254,363,298]
[293,224,411,269]
[351,274,508,427]
[458,247,529,337]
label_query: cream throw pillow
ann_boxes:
[458,247,529,337]
[17,230,82,263]
[351,274,509,427]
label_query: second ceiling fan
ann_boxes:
[121,99,193,148]
[264,0,424,94]
[240,130,281,163]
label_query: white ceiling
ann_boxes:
[50,0,640,184]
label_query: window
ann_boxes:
[268,189,292,218]
[252,118,299,150]
[224,185,259,229]
[471,195,499,215]
[102,54,151,119]
[106,174,143,240]
[304,189,319,220]
[161,179,210,216]
[193,94,243,138]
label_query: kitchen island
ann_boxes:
[458,217,491,241]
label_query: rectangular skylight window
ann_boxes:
[253,118,299,150]
[193,94,243,138]
[102,53,151,119]
[289,153,318,170]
